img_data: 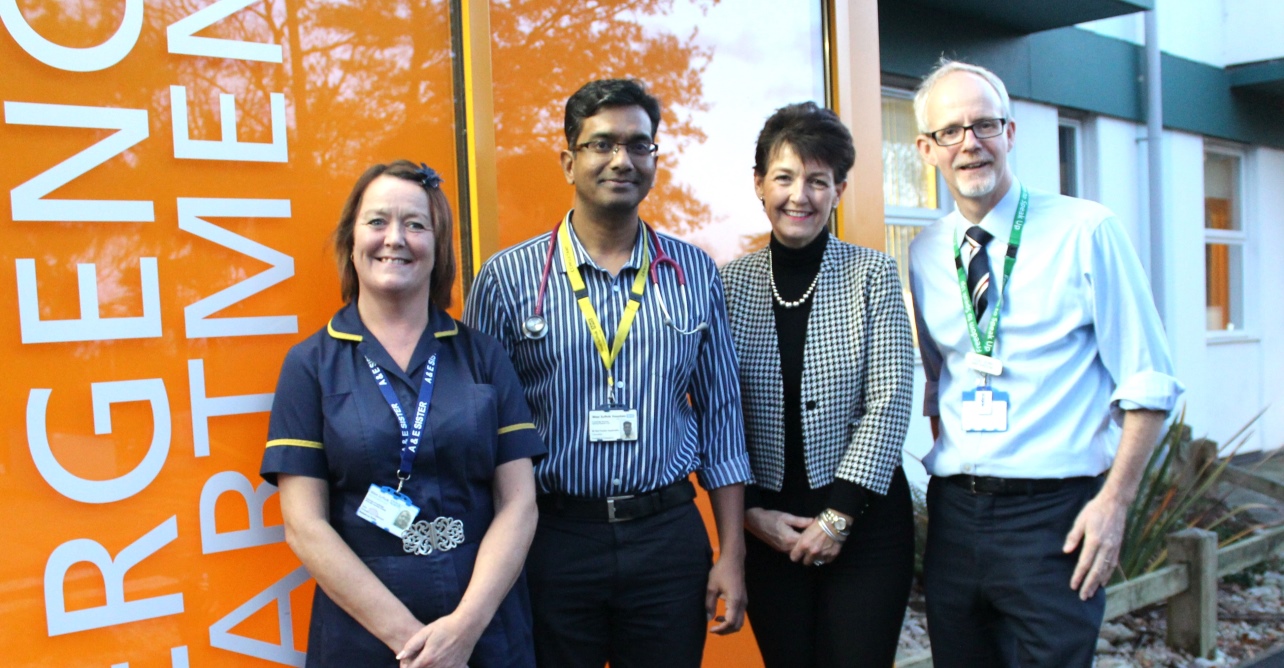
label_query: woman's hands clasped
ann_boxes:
[745,508,843,566]
[396,612,484,668]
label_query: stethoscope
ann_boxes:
[521,217,709,340]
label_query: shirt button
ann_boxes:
[805,400,817,410]
[962,463,974,473]
[616,381,625,389]
[613,284,621,293]
[612,478,622,486]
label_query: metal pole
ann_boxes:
[1145,8,1167,324]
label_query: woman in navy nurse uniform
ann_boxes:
[261,160,544,668]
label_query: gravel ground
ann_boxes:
[896,563,1284,667]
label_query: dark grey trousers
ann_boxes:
[924,475,1107,668]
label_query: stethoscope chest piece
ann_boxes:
[522,315,548,340]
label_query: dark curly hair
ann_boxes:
[753,102,855,182]
[564,79,662,146]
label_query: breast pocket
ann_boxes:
[431,383,499,484]
[321,390,379,484]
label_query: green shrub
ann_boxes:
[1114,407,1267,582]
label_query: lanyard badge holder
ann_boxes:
[557,222,643,443]
[355,354,466,554]
[957,187,1027,433]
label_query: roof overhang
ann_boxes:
[1228,59,1284,100]
[900,0,1152,34]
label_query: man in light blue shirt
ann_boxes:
[907,60,1184,667]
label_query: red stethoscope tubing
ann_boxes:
[530,219,685,320]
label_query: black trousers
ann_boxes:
[924,475,1106,668]
[525,501,711,668]
[745,467,915,668]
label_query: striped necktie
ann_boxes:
[963,225,994,318]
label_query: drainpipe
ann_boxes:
[1145,8,1167,324]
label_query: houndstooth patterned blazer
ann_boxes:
[720,238,915,495]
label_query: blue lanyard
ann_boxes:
[364,353,437,493]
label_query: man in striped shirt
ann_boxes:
[464,79,751,667]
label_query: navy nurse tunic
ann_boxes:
[261,302,544,667]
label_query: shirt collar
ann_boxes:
[327,300,458,386]
[557,210,648,275]
[953,177,1023,244]
[326,300,458,343]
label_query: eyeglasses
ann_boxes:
[574,139,659,158]
[926,118,1007,147]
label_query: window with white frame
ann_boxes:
[1058,117,1083,197]
[882,87,951,350]
[881,88,948,288]
[1203,147,1246,332]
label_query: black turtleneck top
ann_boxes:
[752,229,869,519]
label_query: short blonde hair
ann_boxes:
[913,59,1012,134]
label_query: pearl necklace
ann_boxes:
[768,247,821,309]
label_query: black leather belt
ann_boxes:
[538,479,696,522]
[943,474,1095,495]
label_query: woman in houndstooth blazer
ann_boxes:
[721,103,916,667]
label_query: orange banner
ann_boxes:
[1,2,458,664]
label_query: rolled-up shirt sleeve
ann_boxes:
[1088,216,1185,422]
[690,269,752,490]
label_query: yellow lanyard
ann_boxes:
[558,219,650,400]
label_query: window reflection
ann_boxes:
[488,0,825,264]
[881,94,936,209]
[1204,151,1244,331]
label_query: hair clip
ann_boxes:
[415,163,443,189]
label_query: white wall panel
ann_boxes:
[1008,100,1060,194]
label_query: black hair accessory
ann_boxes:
[415,163,443,189]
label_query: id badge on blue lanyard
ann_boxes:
[355,354,437,538]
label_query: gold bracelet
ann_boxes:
[818,517,847,543]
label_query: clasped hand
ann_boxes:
[745,508,842,565]
[396,612,483,668]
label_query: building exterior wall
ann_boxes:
[1257,148,1284,448]
[901,98,1284,484]
[887,1,1284,471]
[1081,0,1284,67]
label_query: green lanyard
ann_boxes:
[952,186,1028,357]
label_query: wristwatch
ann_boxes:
[820,509,851,538]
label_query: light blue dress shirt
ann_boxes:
[908,180,1185,479]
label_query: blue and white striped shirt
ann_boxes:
[464,214,750,498]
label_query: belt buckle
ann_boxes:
[607,494,634,522]
[402,516,465,555]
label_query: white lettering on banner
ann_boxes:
[188,359,274,457]
[8,3,303,656]
[167,0,283,63]
[199,471,284,554]
[16,258,162,343]
[0,0,143,72]
[209,566,309,666]
[178,198,297,338]
[3,102,153,222]
[27,380,171,504]
[111,646,190,668]
[170,86,288,162]
[44,516,184,636]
